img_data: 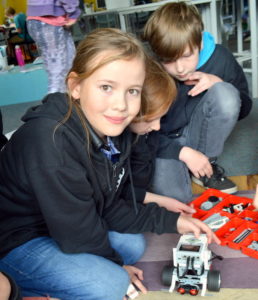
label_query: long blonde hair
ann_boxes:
[64,28,148,141]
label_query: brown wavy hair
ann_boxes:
[143,2,203,63]
[134,59,176,122]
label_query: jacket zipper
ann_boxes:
[113,163,117,178]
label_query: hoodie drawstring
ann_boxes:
[127,158,138,215]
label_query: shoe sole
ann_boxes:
[192,177,238,194]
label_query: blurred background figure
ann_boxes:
[4,7,34,64]
[26,0,81,94]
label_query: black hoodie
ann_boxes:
[0,110,7,150]
[0,93,179,265]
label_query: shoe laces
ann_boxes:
[211,163,226,181]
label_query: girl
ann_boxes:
[0,28,218,300]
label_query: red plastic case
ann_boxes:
[191,189,258,259]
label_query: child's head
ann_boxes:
[143,2,203,81]
[5,7,16,18]
[130,60,176,135]
[66,28,148,138]
[143,2,203,63]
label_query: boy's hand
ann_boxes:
[179,146,213,178]
[177,214,221,244]
[184,72,222,96]
[253,185,258,209]
[144,192,195,215]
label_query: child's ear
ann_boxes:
[67,72,81,100]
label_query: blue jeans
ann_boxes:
[0,233,145,300]
[151,82,241,203]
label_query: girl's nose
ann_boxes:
[112,93,127,111]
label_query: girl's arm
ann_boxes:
[61,0,81,19]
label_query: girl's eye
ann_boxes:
[129,89,140,96]
[101,85,112,92]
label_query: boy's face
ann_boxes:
[162,45,199,81]
[130,117,161,135]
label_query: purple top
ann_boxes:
[27,0,81,19]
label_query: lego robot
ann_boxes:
[162,234,221,296]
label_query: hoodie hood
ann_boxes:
[22,92,89,145]
[22,92,131,153]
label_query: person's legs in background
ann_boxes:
[151,153,193,203]
[188,82,240,193]
[151,82,241,202]
[27,20,76,93]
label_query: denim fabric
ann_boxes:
[27,20,75,93]
[0,233,145,300]
[151,82,241,202]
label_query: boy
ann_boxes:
[143,2,252,203]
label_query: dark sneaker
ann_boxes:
[192,163,238,194]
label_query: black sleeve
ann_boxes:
[130,132,158,189]
[157,134,183,160]
[104,197,180,235]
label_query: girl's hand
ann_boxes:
[64,18,77,28]
[179,146,213,178]
[177,214,221,244]
[253,185,258,209]
[123,265,147,295]
[184,72,222,96]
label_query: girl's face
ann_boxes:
[70,54,145,138]
[130,117,161,135]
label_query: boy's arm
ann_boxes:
[144,192,195,215]
[179,146,213,178]
[158,135,213,178]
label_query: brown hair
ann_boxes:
[143,2,203,63]
[5,7,16,17]
[134,59,176,122]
